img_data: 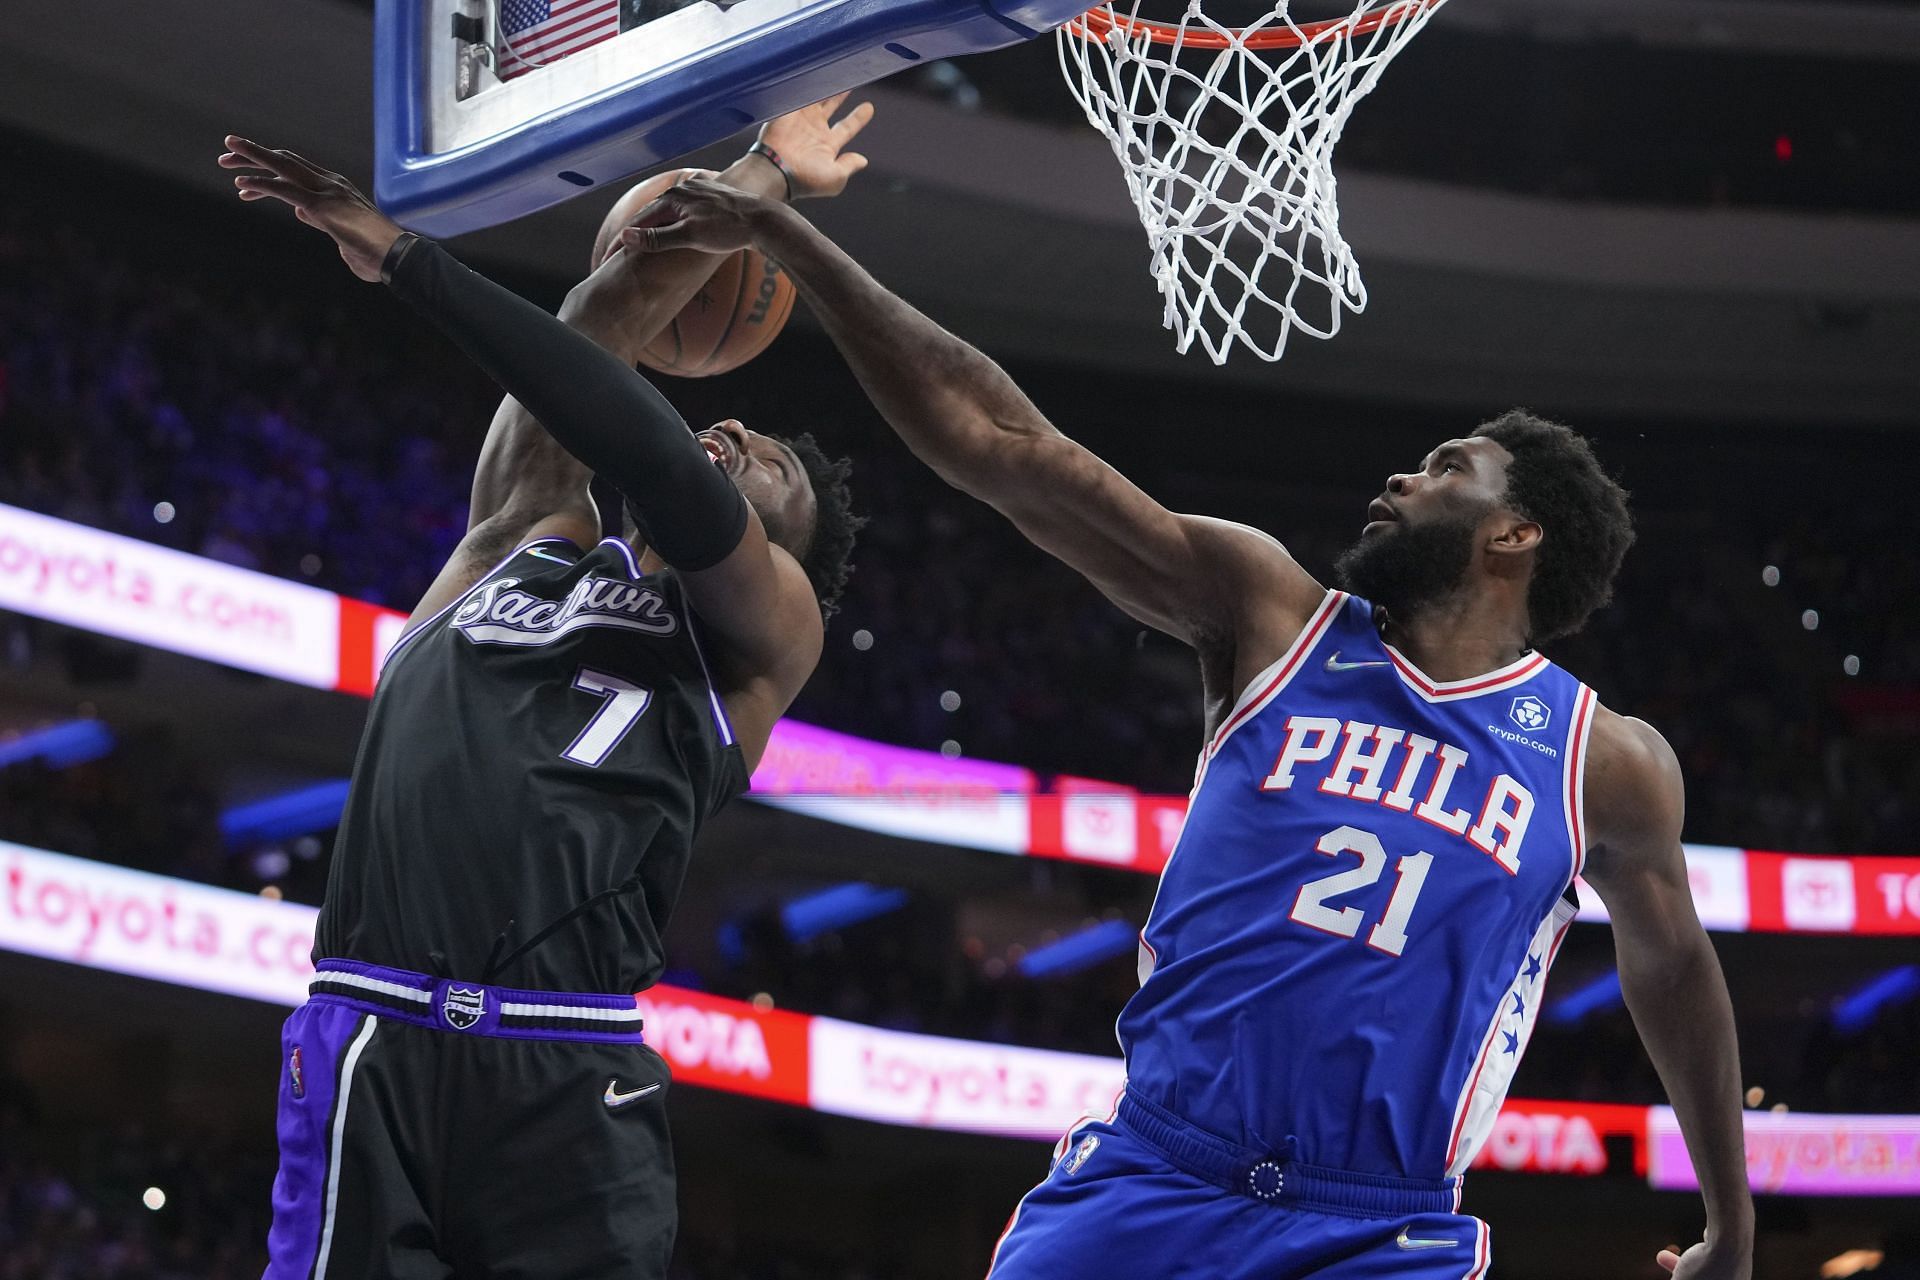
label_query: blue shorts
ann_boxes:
[987,1094,1491,1280]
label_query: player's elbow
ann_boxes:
[1618,920,1719,991]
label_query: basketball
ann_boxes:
[592,168,797,378]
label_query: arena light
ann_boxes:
[218,780,352,847]
[0,719,116,770]
[1545,969,1622,1026]
[1832,964,1920,1036]
[1017,919,1139,980]
[780,882,910,945]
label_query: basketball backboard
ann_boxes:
[374,0,1097,237]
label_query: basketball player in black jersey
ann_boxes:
[221,97,871,1278]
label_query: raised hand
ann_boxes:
[755,92,874,200]
[621,178,783,259]
[218,136,406,282]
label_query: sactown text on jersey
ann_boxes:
[452,575,679,646]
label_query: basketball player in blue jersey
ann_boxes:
[635,186,1755,1278]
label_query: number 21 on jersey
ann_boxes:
[563,668,653,767]
[1289,825,1434,957]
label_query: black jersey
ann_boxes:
[314,536,749,993]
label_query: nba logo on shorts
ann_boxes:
[1509,696,1551,733]
[442,986,488,1030]
[1065,1134,1100,1176]
[289,1047,304,1099]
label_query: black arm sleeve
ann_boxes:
[383,235,749,571]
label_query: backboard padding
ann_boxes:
[375,0,1097,237]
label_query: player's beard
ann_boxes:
[1333,508,1485,619]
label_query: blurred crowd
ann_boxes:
[0,1079,267,1280]
[0,192,484,614]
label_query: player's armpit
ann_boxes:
[466,396,601,533]
[402,508,601,637]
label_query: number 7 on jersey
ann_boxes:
[563,668,653,767]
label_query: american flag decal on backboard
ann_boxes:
[497,0,622,81]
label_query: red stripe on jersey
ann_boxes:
[1563,686,1597,878]
[1384,647,1548,700]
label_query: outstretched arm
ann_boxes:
[629,186,1325,669]
[1583,710,1753,1280]
[218,134,843,732]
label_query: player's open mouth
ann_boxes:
[1366,498,1398,526]
[700,435,733,471]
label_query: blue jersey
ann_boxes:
[1118,591,1596,1180]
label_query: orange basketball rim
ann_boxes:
[1056,0,1454,362]
[1066,0,1443,50]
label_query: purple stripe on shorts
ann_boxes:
[264,1001,364,1280]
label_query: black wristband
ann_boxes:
[747,140,796,202]
[380,232,423,285]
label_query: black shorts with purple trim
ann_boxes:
[264,960,675,1279]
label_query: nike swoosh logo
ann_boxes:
[1395,1229,1458,1251]
[603,1080,662,1109]
[526,545,576,566]
[1325,651,1392,672]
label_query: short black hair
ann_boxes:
[772,431,864,624]
[1471,409,1635,644]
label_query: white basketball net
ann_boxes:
[1059,0,1450,363]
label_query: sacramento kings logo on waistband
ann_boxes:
[453,574,680,648]
[442,986,488,1030]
